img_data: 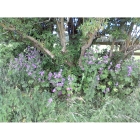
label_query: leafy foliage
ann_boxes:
[79,46,140,101]
[1,17,140,122]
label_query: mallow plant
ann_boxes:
[8,46,46,91]
[8,46,78,98]
[47,69,78,98]
[80,46,140,101]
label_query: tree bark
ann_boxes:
[109,39,115,58]
[125,22,134,48]
[56,18,66,52]
[78,32,98,67]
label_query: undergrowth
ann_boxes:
[1,45,140,122]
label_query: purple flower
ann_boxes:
[57,82,64,87]
[103,55,109,64]
[108,66,111,70]
[28,56,31,60]
[57,73,62,78]
[48,98,53,103]
[66,87,71,91]
[52,88,56,92]
[32,64,37,69]
[14,58,18,62]
[106,88,110,92]
[115,64,121,69]
[28,71,32,76]
[62,78,65,82]
[99,68,103,71]
[127,66,133,76]
[53,72,57,78]
[48,72,53,80]
[88,60,93,65]
[103,55,108,59]
[128,66,132,72]
[39,71,44,76]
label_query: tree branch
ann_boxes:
[109,39,115,58]
[78,31,98,67]
[0,23,54,58]
[125,22,134,48]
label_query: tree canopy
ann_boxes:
[0,17,140,67]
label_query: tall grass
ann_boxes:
[51,88,140,122]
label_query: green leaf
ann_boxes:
[56,87,61,91]
[28,80,34,84]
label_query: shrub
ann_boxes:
[8,46,47,92]
[0,87,56,122]
[47,69,79,98]
[0,42,26,66]
[79,46,140,101]
[6,46,78,98]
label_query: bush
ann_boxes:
[0,87,56,122]
[7,46,48,92]
[79,46,140,101]
[2,46,78,98]
[0,42,26,66]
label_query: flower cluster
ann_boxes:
[127,66,133,76]
[115,63,121,73]
[81,46,140,96]
[102,55,109,64]
[84,49,96,65]
[48,69,75,96]
[9,46,45,82]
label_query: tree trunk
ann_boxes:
[56,18,66,52]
